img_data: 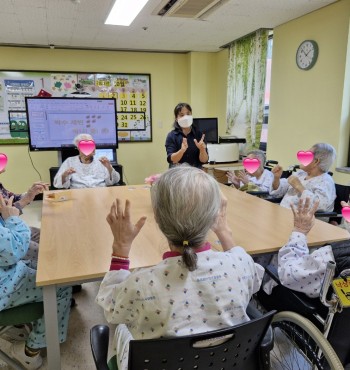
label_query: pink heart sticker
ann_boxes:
[243,158,260,174]
[342,206,350,223]
[297,151,314,166]
[78,140,95,156]
[0,153,8,171]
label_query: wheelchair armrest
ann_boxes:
[90,325,110,370]
[263,266,324,316]
[264,265,281,284]
[315,211,337,218]
[246,191,269,197]
[265,197,283,204]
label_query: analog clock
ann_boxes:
[296,40,319,70]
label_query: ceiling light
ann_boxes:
[105,0,150,26]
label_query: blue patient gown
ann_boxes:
[0,216,72,349]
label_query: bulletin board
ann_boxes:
[0,71,152,144]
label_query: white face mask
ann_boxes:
[177,115,193,128]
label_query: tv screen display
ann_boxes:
[193,118,218,144]
[25,97,118,151]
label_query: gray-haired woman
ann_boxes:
[270,143,336,213]
[227,149,274,192]
[53,133,120,189]
[96,165,264,370]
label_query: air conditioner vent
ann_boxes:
[154,0,225,19]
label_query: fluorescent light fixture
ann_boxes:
[105,0,150,26]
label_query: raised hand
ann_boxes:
[226,171,240,188]
[237,170,249,184]
[27,182,49,201]
[62,167,76,183]
[99,156,113,170]
[106,198,147,257]
[211,193,235,251]
[271,165,283,179]
[64,167,76,177]
[291,197,320,235]
[181,138,188,152]
[194,134,206,151]
[341,201,349,208]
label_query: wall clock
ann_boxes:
[296,40,319,70]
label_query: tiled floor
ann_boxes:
[0,201,115,369]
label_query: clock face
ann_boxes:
[296,40,319,70]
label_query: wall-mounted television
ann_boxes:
[25,97,118,151]
[193,118,218,144]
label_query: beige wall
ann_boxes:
[2,0,349,192]
[266,0,350,184]
[0,47,227,192]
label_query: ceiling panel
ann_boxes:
[0,0,338,52]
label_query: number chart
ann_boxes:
[0,71,152,144]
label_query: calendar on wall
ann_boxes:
[0,71,152,144]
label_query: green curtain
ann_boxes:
[226,29,268,152]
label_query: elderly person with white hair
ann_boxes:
[227,149,274,192]
[53,133,120,189]
[270,143,336,213]
[96,165,264,370]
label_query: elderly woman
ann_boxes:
[0,195,72,369]
[96,165,264,370]
[227,149,274,192]
[270,143,336,213]
[53,133,120,189]
[0,169,48,244]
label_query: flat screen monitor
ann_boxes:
[25,97,118,151]
[58,147,117,164]
[193,118,218,144]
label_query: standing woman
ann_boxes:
[165,103,209,168]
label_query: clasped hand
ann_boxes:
[271,165,283,179]
[0,195,19,219]
[288,175,304,193]
[106,198,147,257]
[226,170,249,187]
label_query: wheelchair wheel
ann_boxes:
[271,311,343,370]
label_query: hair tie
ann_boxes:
[183,240,189,247]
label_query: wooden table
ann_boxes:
[36,185,350,369]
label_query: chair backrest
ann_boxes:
[264,160,278,171]
[315,183,350,223]
[333,183,350,216]
[127,310,275,370]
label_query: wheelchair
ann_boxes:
[257,259,350,369]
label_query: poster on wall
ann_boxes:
[0,71,152,144]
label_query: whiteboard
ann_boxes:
[0,71,152,144]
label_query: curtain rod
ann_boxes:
[220,28,272,49]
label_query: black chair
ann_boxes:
[314,183,350,223]
[90,308,276,370]
[264,160,278,171]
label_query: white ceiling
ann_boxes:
[0,0,337,53]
